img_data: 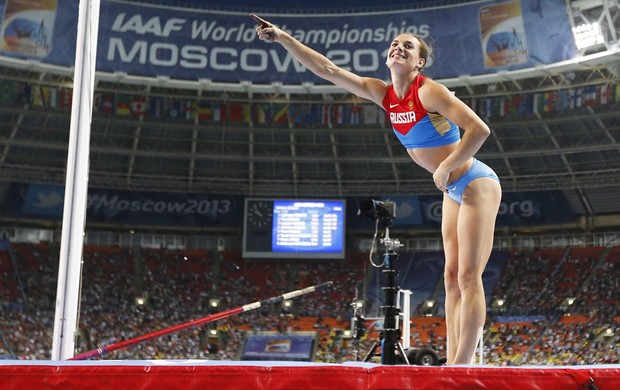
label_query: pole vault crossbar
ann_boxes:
[70,281,333,360]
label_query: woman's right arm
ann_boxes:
[252,14,387,105]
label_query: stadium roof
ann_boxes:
[126,0,479,13]
[0,0,619,216]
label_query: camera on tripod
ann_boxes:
[358,199,396,226]
[355,197,442,366]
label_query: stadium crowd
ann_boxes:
[0,242,618,365]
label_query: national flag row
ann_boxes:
[0,80,72,109]
[1,79,618,124]
[0,80,386,126]
[469,84,620,119]
[93,93,386,126]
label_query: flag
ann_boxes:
[243,103,252,124]
[483,98,492,118]
[350,105,361,124]
[15,82,31,105]
[32,86,57,108]
[289,103,312,125]
[184,100,196,121]
[523,94,533,114]
[306,104,321,125]
[149,97,165,118]
[321,104,332,127]
[573,88,583,108]
[116,93,131,115]
[509,95,519,116]
[469,98,478,112]
[59,87,72,109]
[557,90,570,110]
[532,93,540,114]
[212,102,221,122]
[252,103,269,125]
[498,97,508,117]
[31,86,45,107]
[363,104,378,124]
[94,92,114,114]
[197,100,213,122]
[0,80,17,106]
[167,99,183,120]
[131,96,146,117]
[332,104,345,124]
[226,102,244,123]
[273,103,289,126]
[583,86,597,106]
[543,91,555,112]
[598,84,611,105]
[289,103,302,124]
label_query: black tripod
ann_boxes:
[363,227,409,365]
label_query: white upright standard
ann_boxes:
[51,0,101,360]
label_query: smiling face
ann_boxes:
[386,33,430,74]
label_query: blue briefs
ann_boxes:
[446,158,499,204]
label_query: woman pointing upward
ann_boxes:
[253,14,501,365]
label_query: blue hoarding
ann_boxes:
[4,182,243,228]
[2,182,577,229]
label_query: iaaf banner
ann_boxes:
[0,0,576,83]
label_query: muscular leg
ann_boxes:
[451,178,501,364]
[441,195,460,364]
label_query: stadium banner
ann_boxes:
[348,189,577,229]
[2,182,576,228]
[0,0,576,83]
[2,182,243,228]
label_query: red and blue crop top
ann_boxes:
[382,75,460,149]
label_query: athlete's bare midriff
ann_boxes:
[407,142,473,183]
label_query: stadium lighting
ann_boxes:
[491,298,506,309]
[282,300,293,309]
[281,299,294,316]
[572,22,605,50]
[423,300,436,316]
[490,298,507,313]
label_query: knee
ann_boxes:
[444,268,459,294]
[457,267,482,292]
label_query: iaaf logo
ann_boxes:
[425,200,536,222]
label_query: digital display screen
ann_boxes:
[243,198,346,259]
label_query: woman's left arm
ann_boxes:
[420,80,491,191]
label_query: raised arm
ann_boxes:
[251,14,387,106]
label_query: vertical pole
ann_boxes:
[478,326,484,364]
[400,289,412,350]
[381,250,399,365]
[51,0,100,360]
